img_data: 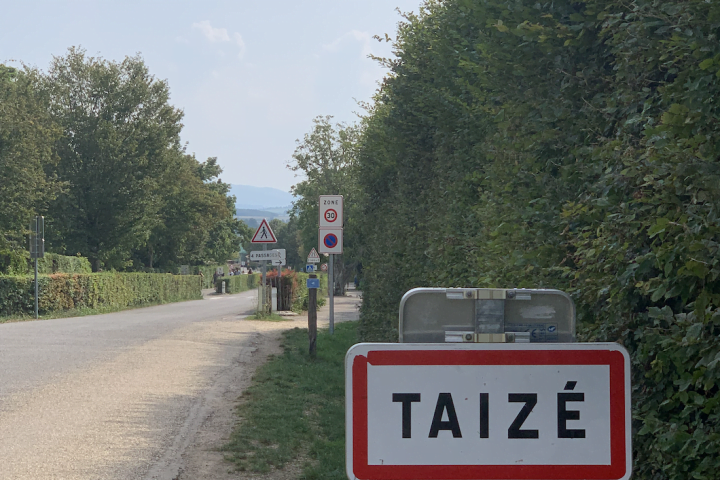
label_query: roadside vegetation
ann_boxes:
[283,1,720,478]
[1,49,250,276]
[223,322,357,479]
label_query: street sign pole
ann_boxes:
[308,273,317,356]
[329,254,334,334]
[30,215,44,319]
[34,255,38,319]
[262,243,267,313]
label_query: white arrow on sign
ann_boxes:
[345,343,631,480]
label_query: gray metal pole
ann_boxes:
[262,243,267,313]
[329,254,334,334]
[34,258,38,319]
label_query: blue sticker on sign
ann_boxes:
[307,278,320,289]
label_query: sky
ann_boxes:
[1,0,423,192]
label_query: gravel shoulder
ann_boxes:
[176,289,362,480]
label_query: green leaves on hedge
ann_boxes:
[349,1,720,478]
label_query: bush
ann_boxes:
[0,272,201,317]
[36,253,92,274]
[194,265,228,289]
[215,274,260,294]
[0,246,29,275]
[294,272,328,312]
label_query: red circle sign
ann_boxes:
[324,209,338,223]
[323,233,338,248]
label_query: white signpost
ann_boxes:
[319,196,343,335]
[250,249,285,262]
[251,219,277,313]
[346,343,632,480]
[319,195,343,227]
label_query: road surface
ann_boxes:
[0,289,266,480]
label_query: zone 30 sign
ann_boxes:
[345,343,631,480]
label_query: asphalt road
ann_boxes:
[0,289,261,480]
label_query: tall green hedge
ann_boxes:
[293,272,328,312]
[351,1,720,478]
[37,253,92,274]
[194,265,228,289]
[216,274,260,294]
[0,272,201,317]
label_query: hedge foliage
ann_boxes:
[37,253,92,274]
[0,272,201,317]
[351,1,720,478]
[194,264,228,289]
[215,273,260,294]
[294,272,328,312]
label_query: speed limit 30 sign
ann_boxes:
[345,343,631,480]
[319,195,343,227]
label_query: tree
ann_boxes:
[0,64,60,274]
[38,47,184,270]
[289,116,360,293]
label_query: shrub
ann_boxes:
[36,253,92,274]
[215,274,260,294]
[0,272,201,317]
[194,265,228,289]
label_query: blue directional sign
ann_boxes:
[307,278,320,289]
[306,264,316,273]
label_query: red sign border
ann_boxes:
[351,348,628,480]
[251,218,277,243]
[325,208,339,223]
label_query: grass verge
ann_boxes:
[245,312,292,321]
[222,321,358,479]
[0,297,200,324]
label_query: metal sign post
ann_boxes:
[319,196,343,335]
[29,216,44,319]
[329,254,334,334]
[251,219,277,314]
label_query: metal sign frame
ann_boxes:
[345,342,632,480]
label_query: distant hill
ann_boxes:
[229,184,295,210]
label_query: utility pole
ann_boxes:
[29,216,44,319]
[329,254,334,334]
[262,243,267,313]
[308,273,317,356]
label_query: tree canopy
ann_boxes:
[0,48,244,273]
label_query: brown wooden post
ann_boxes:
[308,273,317,356]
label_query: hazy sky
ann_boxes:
[1,0,422,192]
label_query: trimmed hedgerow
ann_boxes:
[215,273,260,294]
[0,272,201,317]
[36,253,92,274]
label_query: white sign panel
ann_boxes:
[319,195,343,228]
[346,343,631,480]
[319,227,343,254]
[249,249,285,262]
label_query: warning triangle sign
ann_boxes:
[251,219,277,243]
[307,247,320,263]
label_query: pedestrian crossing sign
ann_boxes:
[251,219,277,243]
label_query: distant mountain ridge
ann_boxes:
[229,184,295,210]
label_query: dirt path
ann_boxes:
[175,289,361,480]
